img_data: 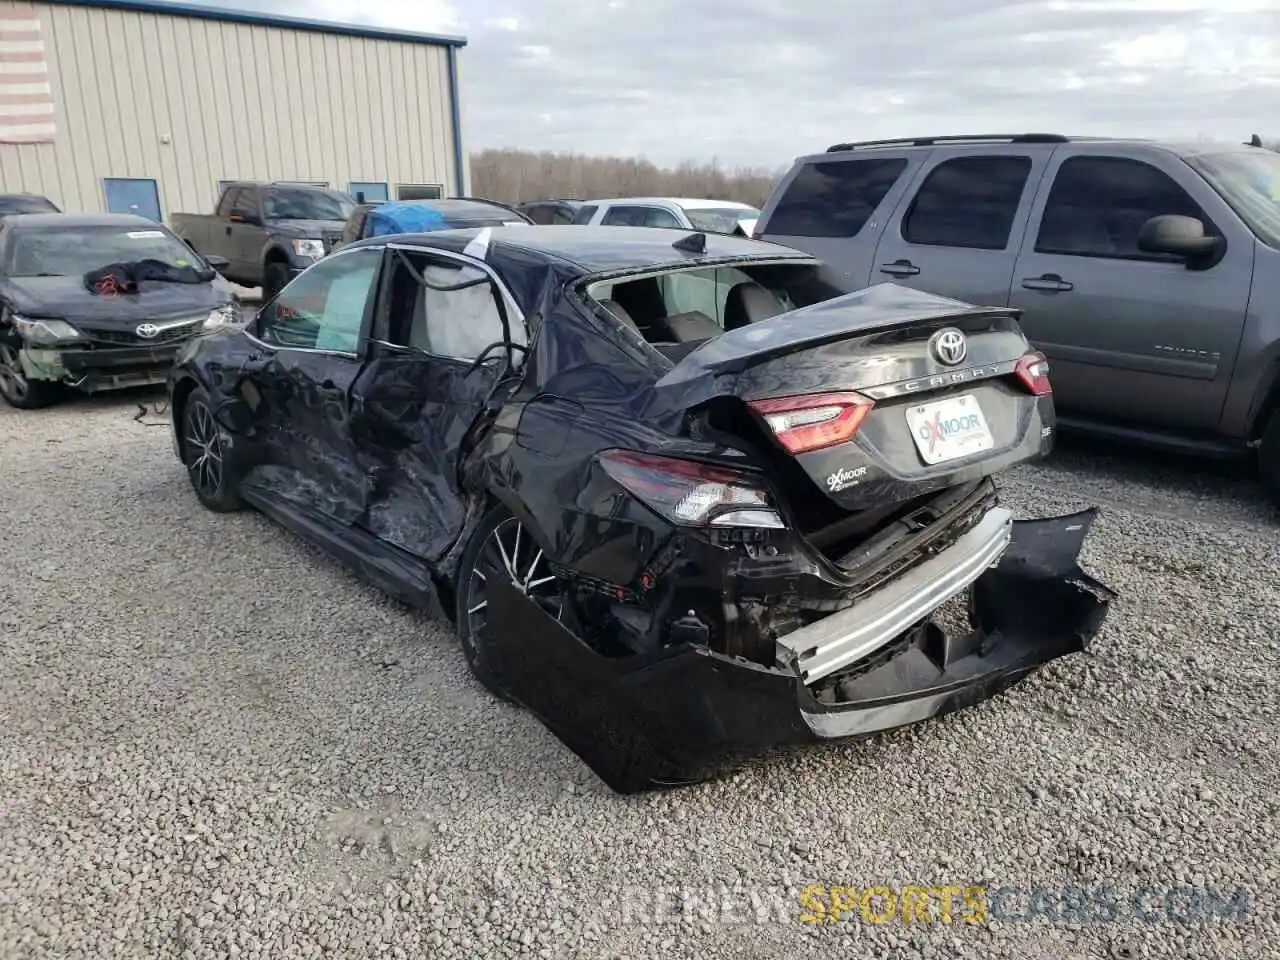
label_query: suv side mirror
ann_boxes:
[203,253,230,271]
[1137,214,1223,266]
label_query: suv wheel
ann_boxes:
[262,263,291,303]
[1258,410,1280,509]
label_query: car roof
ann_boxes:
[346,224,813,274]
[406,198,525,219]
[1,212,164,230]
[811,133,1270,161]
[583,197,758,210]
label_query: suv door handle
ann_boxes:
[880,259,921,277]
[1022,273,1074,292]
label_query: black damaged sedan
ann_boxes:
[169,225,1114,792]
[0,213,238,409]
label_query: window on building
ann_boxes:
[254,247,381,352]
[1035,156,1215,260]
[397,184,444,201]
[765,158,909,238]
[348,181,389,203]
[902,156,1032,250]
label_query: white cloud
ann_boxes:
[192,0,1280,166]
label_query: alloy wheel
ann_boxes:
[183,400,225,499]
[0,343,29,403]
[465,517,564,643]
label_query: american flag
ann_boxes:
[0,11,55,143]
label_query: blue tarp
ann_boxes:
[365,202,449,237]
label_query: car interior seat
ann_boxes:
[599,299,639,331]
[723,281,784,330]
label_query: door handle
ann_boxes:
[225,226,233,236]
[880,259,921,277]
[1021,274,1074,293]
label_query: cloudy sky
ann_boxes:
[200,0,1277,169]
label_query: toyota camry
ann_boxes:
[168,225,1114,792]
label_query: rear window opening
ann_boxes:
[584,261,842,360]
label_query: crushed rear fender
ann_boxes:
[485,509,1116,793]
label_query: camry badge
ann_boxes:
[930,327,967,366]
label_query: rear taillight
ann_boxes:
[747,392,876,455]
[1014,351,1052,396]
[598,450,784,529]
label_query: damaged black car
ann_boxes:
[168,225,1114,792]
[0,213,239,409]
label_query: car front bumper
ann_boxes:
[19,342,184,393]
[486,509,1115,793]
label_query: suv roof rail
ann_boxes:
[825,133,1070,152]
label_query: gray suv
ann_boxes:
[756,133,1280,505]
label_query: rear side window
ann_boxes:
[765,158,907,237]
[216,186,241,217]
[903,156,1032,250]
[602,205,681,228]
[551,205,577,225]
[574,204,598,224]
[1035,156,1212,260]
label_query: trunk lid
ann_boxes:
[652,283,1046,513]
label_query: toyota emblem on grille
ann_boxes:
[135,323,160,339]
[930,327,967,366]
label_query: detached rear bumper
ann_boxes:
[20,342,184,392]
[486,510,1114,793]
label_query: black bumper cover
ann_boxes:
[487,510,1115,793]
[47,343,182,391]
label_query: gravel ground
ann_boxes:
[1,390,1277,960]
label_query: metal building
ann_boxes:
[0,0,468,220]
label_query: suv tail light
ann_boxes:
[598,450,784,529]
[1014,351,1052,396]
[747,392,876,454]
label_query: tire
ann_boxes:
[0,340,61,409]
[1258,409,1280,510]
[262,262,292,303]
[179,386,243,512]
[455,504,564,702]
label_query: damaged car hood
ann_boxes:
[1,274,231,325]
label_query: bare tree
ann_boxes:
[470,148,785,207]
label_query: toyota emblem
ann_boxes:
[135,322,160,339]
[930,327,967,366]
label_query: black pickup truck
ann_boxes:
[170,182,356,301]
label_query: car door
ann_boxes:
[1009,147,1253,431]
[241,245,385,523]
[230,187,267,280]
[871,146,1055,307]
[348,242,525,562]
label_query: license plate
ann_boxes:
[905,394,994,465]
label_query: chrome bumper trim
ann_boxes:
[776,506,1014,685]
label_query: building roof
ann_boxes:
[42,0,468,48]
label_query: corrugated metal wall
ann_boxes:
[0,0,459,217]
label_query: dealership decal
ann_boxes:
[826,465,868,492]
